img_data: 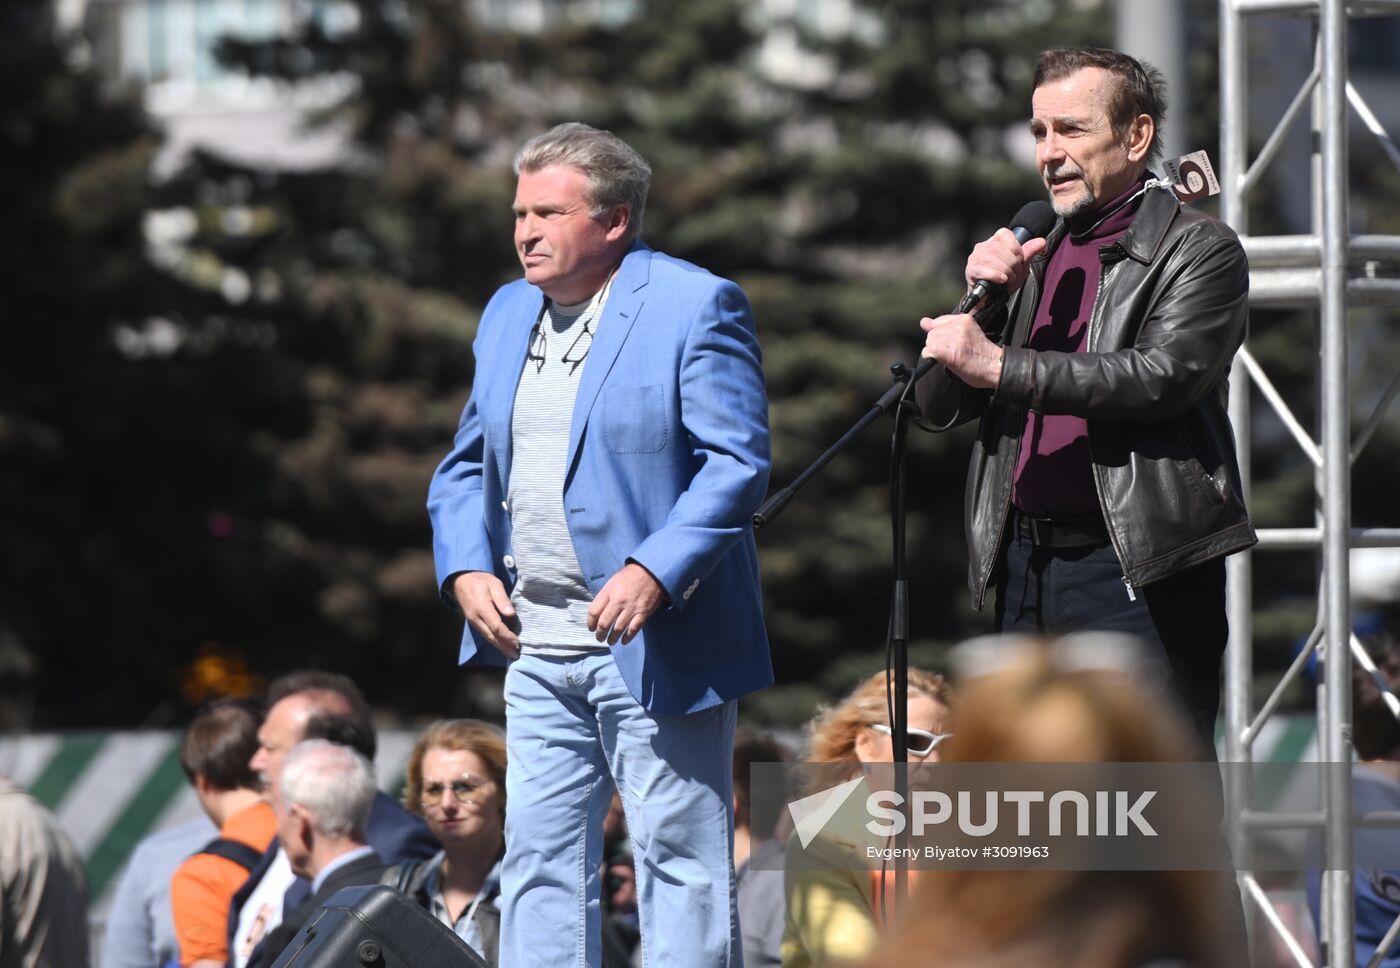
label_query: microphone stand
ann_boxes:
[754,296,1007,915]
[755,357,919,909]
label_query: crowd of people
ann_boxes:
[77,664,911,968]
[11,633,1392,968]
[88,664,909,968]
[7,634,1295,968]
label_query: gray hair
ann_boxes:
[513,122,651,242]
[279,739,376,840]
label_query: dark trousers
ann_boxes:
[993,514,1228,759]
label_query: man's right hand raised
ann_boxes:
[452,571,521,660]
[963,228,1049,304]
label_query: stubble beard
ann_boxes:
[1044,165,1096,219]
[1049,184,1097,219]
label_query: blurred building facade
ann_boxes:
[64,0,871,176]
[81,0,356,174]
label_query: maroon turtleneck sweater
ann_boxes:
[1011,176,1148,518]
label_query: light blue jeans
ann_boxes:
[499,651,740,968]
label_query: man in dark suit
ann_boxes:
[227,672,438,967]
[247,739,386,968]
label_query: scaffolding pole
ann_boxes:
[1220,1,1400,966]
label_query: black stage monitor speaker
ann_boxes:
[268,884,489,968]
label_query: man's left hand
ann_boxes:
[587,562,667,645]
[920,312,1004,390]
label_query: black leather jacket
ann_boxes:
[916,186,1257,609]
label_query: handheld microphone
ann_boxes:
[954,200,1056,313]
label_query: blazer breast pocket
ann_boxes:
[602,384,667,454]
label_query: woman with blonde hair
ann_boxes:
[855,637,1228,968]
[385,719,507,967]
[781,667,952,968]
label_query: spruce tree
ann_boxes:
[0,3,234,724]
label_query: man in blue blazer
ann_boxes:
[428,123,772,968]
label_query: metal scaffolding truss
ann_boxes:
[1219,1,1400,966]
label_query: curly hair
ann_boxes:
[807,668,953,771]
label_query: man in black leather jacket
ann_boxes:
[915,47,1256,754]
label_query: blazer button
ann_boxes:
[503,554,516,570]
[501,500,508,510]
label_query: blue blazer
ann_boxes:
[428,241,772,715]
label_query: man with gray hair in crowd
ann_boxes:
[429,122,772,967]
[245,739,384,968]
[227,671,436,967]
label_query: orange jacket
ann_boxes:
[171,800,277,966]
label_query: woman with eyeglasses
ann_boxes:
[780,668,953,968]
[384,719,506,967]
